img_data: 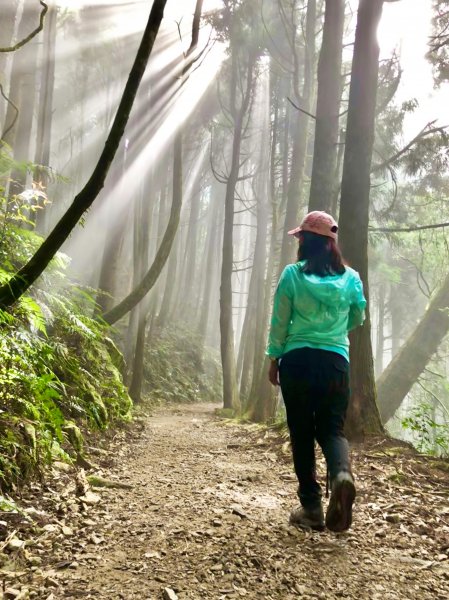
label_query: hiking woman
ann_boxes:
[266,211,366,532]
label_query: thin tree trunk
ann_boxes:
[129,176,153,403]
[34,0,57,231]
[219,46,256,411]
[375,281,386,377]
[197,182,221,345]
[308,0,345,213]
[338,0,385,438]
[0,0,168,308]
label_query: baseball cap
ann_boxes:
[288,211,338,240]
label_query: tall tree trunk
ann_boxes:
[129,176,153,403]
[34,1,57,231]
[377,270,449,424]
[4,1,41,199]
[308,0,345,213]
[375,280,386,377]
[0,0,20,128]
[197,182,222,346]
[278,0,316,271]
[0,0,168,308]
[219,45,256,411]
[338,0,384,438]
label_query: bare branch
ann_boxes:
[0,84,19,140]
[287,96,316,120]
[369,222,449,233]
[0,2,48,53]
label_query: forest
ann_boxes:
[0,1,449,599]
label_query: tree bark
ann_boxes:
[308,0,345,213]
[338,0,385,438]
[377,270,449,423]
[0,0,168,308]
[278,0,316,272]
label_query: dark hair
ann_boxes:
[297,230,346,276]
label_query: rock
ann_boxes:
[62,525,73,536]
[385,514,401,524]
[162,587,178,600]
[231,506,249,519]
[79,492,101,505]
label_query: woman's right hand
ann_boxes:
[268,360,279,386]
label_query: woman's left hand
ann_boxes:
[268,360,279,386]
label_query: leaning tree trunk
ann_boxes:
[102,0,203,326]
[338,0,385,439]
[308,0,345,213]
[0,0,168,308]
[377,270,449,424]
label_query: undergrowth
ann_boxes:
[143,325,222,405]
[0,160,132,491]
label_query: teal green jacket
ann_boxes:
[266,261,366,362]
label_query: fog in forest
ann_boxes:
[2,0,449,460]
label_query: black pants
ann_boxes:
[279,347,350,510]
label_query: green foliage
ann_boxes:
[402,402,449,457]
[143,326,222,405]
[0,156,132,491]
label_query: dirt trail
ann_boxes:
[3,403,449,599]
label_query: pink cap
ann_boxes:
[288,211,338,240]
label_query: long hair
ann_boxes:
[297,230,346,276]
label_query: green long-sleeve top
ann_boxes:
[266,261,366,362]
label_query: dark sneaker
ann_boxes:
[325,471,356,532]
[289,505,325,531]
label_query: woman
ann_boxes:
[266,211,366,532]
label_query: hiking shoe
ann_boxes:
[289,505,325,531]
[325,471,356,532]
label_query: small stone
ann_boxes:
[79,492,101,505]
[162,588,178,600]
[385,514,401,524]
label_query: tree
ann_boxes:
[277,0,316,270]
[0,0,168,308]
[308,0,345,213]
[338,0,385,438]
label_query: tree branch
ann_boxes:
[371,121,449,173]
[287,96,316,120]
[369,222,449,233]
[0,84,19,140]
[0,2,48,53]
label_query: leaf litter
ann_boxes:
[0,403,448,599]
